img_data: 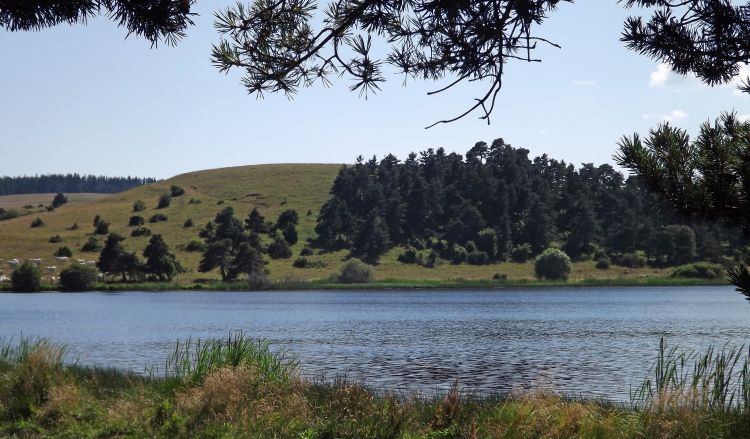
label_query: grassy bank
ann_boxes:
[3,335,750,438]
[0,275,729,292]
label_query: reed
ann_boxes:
[631,338,750,411]
[158,331,298,385]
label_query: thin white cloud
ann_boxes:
[649,63,670,87]
[573,80,596,86]
[539,128,549,134]
[642,110,687,122]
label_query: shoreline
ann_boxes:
[0,276,729,293]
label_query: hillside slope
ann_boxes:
[0,163,673,283]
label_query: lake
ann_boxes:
[1,286,747,400]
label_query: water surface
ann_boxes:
[1,286,746,400]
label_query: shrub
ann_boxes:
[595,257,611,270]
[450,244,468,264]
[398,246,419,264]
[267,237,292,259]
[157,193,171,209]
[612,252,646,268]
[423,249,440,268]
[51,193,68,208]
[93,215,101,227]
[185,240,205,252]
[54,246,72,258]
[671,262,725,279]
[131,227,152,237]
[511,244,532,263]
[467,251,489,265]
[67,222,79,231]
[170,185,185,197]
[48,235,62,243]
[128,215,145,227]
[293,257,326,269]
[11,261,42,292]
[94,220,110,235]
[23,204,33,210]
[45,205,55,212]
[59,264,98,291]
[30,217,44,228]
[188,198,202,205]
[534,248,572,280]
[149,213,168,223]
[300,246,314,256]
[0,208,20,221]
[183,218,194,228]
[338,258,373,283]
[492,272,508,280]
[132,199,146,212]
[81,237,100,252]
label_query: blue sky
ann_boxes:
[1,1,748,179]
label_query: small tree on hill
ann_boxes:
[228,242,267,288]
[267,235,292,260]
[157,193,171,209]
[199,238,233,281]
[245,207,269,233]
[98,233,141,282]
[30,217,44,228]
[143,234,179,281]
[129,215,145,227]
[51,193,68,208]
[11,261,42,292]
[81,237,101,252]
[95,220,110,235]
[170,185,185,197]
[338,258,374,284]
[133,200,146,212]
[54,246,72,258]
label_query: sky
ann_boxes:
[0,1,748,179]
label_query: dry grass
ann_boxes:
[0,193,108,209]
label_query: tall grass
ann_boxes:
[0,335,65,368]
[631,338,750,411]
[158,331,298,385]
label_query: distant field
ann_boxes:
[0,193,109,209]
[0,163,679,283]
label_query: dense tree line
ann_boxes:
[0,174,157,195]
[316,139,749,265]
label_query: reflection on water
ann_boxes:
[0,286,747,400]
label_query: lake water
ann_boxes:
[1,286,747,400]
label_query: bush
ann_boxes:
[67,222,79,230]
[188,198,202,205]
[397,246,419,264]
[493,272,507,280]
[11,261,42,292]
[94,220,110,235]
[54,246,72,258]
[293,257,326,268]
[0,208,20,221]
[157,193,171,209]
[81,237,100,252]
[450,244,468,264]
[338,258,373,283]
[534,248,572,280]
[423,249,440,268]
[671,262,725,279]
[267,237,292,259]
[300,246,314,256]
[30,217,44,228]
[128,215,145,227]
[183,218,194,228]
[511,244,532,263]
[612,252,646,268]
[595,257,611,270]
[51,193,68,208]
[132,199,146,212]
[48,235,62,243]
[59,264,98,291]
[149,213,168,223]
[170,185,185,197]
[185,240,205,252]
[131,227,152,237]
[467,251,489,265]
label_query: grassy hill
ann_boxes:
[0,164,677,284]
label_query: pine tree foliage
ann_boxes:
[316,139,749,264]
[0,0,195,47]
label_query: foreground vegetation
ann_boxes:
[3,335,750,438]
